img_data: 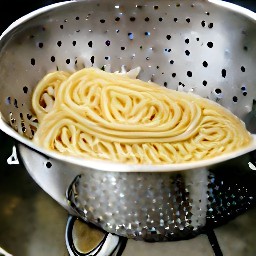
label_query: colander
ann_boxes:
[1,0,256,242]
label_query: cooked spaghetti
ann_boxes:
[31,67,252,164]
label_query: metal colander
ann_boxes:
[1,0,256,242]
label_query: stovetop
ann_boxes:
[1,1,256,256]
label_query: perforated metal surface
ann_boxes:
[19,142,256,241]
[1,0,256,137]
[1,0,256,241]
[67,169,208,241]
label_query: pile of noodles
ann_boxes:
[31,67,252,164]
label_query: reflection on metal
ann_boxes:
[7,146,19,165]
[65,215,127,256]
[0,246,13,256]
[248,162,256,171]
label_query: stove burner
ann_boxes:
[65,215,225,256]
[206,229,223,256]
[65,216,127,256]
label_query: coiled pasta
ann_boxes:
[31,67,252,164]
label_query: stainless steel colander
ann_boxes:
[1,0,256,242]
